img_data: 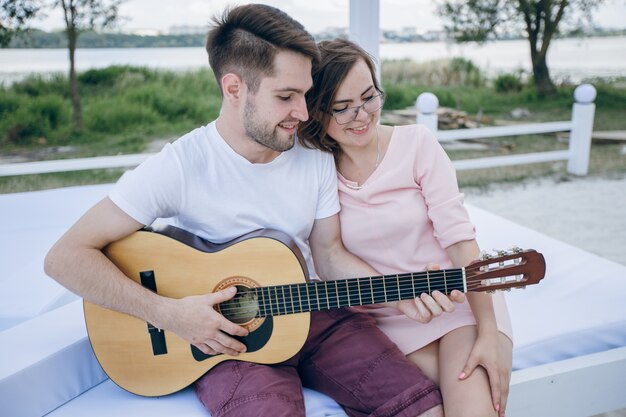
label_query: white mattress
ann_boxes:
[1,184,625,417]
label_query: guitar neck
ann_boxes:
[249,269,466,317]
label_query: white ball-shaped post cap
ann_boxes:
[416,92,439,114]
[574,84,596,104]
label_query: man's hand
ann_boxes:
[160,287,249,356]
[396,264,465,323]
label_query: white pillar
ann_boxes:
[567,84,596,176]
[349,0,380,82]
[416,92,439,135]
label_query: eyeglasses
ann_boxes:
[330,92,385,125]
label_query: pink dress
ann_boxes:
[338,124,513,354]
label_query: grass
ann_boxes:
[1,63,625,194]
[0,169,126,194]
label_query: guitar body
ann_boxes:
[84,227,311,397]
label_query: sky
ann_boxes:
[33,0,626,34]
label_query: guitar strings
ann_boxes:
[218,277,468,317]
[217,265,523,318]
[218,281,506,319]
[217,273,475,317]
[217,266,502,314]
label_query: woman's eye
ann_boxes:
[332,107,348,114]
[363,95,375,102]
[278,96,291,101]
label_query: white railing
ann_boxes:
[0,84,596,177]
[416,84,597,176]
[0,153,153,176]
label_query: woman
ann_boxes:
[299,38,513,417]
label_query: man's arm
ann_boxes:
[44,197,248,356]
[308,214,464,321]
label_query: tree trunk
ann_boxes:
[67,27,83,131]
[530,49,557,97]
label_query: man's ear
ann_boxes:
[221,73,244,105]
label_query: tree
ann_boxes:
[58,0,124,131]
[0,0,40,46]
[438,0,603,96]
[1,0,124,131]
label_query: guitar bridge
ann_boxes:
[141,270,168,356]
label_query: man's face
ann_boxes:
[241,50,312,152]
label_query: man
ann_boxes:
[45,4,461,417]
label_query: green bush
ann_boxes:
[0,90,21,116]
[2,64,622,161]
[78,65,154,87]
[85,100,160,133]
[382,57,486,87]
[382,83,416,110]
[11,73,68,97]
[1,95,70,145]
[494,73,524,93]
[125,84,209,122]
[448,57,485,87]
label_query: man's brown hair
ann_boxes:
[206,4,319,94]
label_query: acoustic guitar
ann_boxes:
[84,225,545,396]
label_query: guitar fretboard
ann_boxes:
[251,269,466,317]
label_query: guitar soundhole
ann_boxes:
[220,285,259,324]
[215,277,264,332]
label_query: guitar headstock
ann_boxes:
[465,248,545,293]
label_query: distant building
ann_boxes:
[126,28,162,36]
[168,25,207,35]
[314,27,348,41]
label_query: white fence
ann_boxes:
[417,84,597,176]
[0,85,596,177]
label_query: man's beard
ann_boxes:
[243,98,296,152]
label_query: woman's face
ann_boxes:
[325,58,380,151]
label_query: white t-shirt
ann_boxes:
[109,121,340,276]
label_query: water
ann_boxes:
[382,36,626,81]
[1,36,625,84]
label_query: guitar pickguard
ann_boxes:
[190,316,274,361]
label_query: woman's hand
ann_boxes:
[458,331,512,417]
[396,263,465,323]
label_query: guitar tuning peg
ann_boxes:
[480,251,492,260]
[493,249,507,257]
[509,246,522,253]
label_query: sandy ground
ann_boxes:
[464,174,626,417]
[463,174,626,267]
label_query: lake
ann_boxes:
[1,35,625,84]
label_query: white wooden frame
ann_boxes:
[508,347,626,417]
[416,85,597,176]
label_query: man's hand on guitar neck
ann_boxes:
[157,287,249,356]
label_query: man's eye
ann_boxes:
[278,96,291,101]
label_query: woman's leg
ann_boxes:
[438,326,512,417]
[406,340,441,386]
[406,326,513,417]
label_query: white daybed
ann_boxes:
[1,184,625,417]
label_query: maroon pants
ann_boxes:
[195,309,441,417]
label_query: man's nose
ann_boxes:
[292,96,309,122]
